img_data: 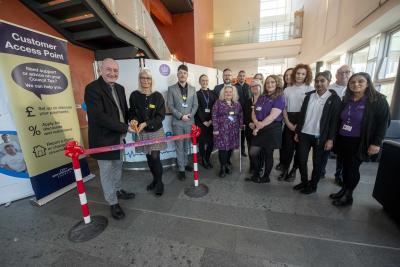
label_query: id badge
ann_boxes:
[205,108,211,113]
[256,106,262,111]
[182,103,188,108]
[342,124,352,132]
[229,111,235,115]
[149,104,156,109]
[182,96,187,101]
[228,115,235,122]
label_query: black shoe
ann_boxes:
[219,165,226,178]
[155,182,164,197]
[245,175,258,182]
[300,184,317,194]
[116,189,135,200]
[146,181,156,191]
[286,168,297,181]
[241,151,247,157]
[110,204,125,220]
[185,165,193,172]
[293,181,308,190]
[225,164,232,175]
[332,190,353,207]
[278,169,288,181]
[275,163,284,171]
[178,171,186,181]
[329,187,345,199]
[254,176,270,184]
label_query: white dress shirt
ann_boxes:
[328,83,346,97]
[301,90,332,136]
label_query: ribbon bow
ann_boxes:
[64,141,84,158]
[191,124,201,138]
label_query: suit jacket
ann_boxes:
[213,83,225,98]
[84,76,129,160]
[235,82,251,108]
[167,83,198,126]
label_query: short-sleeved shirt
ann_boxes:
[329,83,346,97]
[284,84,314,112]
[1,152,26,172]
[254,95,285,122]
[339,95,368,137]
[301,90,332,136]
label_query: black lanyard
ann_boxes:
[201,89,210,108]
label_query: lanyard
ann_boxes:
[201,89,210,108]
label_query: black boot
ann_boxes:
[110,204,125,220]
[285,167,297,181]
[329,187,346,199]
[278,169,288,181]
[146,180,156,191]
[332,190,353,207]
[155,182,164,197]
[225,164,232,175]
[219,165,226,178]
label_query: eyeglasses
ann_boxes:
[338,71,351,75]
[140,77,152,80]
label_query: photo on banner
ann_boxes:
[0,20,90,204]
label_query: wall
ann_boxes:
[155,12,195,63]
[214,59,259,78]
[193,0,213,67]
[298,0,400,64]
[0,0,95,147]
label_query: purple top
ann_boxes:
[254,95,285,122]
[339,95,368,137]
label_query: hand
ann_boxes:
[182,114,190,122]
[324,140,333,151]
[255,121,263,129]
[288,123,296,131]
[203,121,210,127]
[130,120,139,133]
[128,125,136,133]
[208,120,212,126]
[294,133,299,142]
[137,122,147,133]
[213,131,219,135]
[249,122,255,130]
[252,128,259,136]
[368,145,380,156]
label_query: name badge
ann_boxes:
[182,96,187,101]
[229,111,235,115]
[182,103,188,108]
[228,116,235,122]
[256,106,262,111]
[342,124,352,132]
[205,108,211,113]
[149,104,156,109]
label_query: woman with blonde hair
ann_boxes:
[129,68,166,197]
[212,85,243,177]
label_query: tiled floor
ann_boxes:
[1,152,400,266]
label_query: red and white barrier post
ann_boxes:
[64,141,108,242]
[184,125,209,198]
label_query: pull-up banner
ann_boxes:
[0,20,89,204]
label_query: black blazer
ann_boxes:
[340,93,390,160]
[195,89,217,124]
[213,84,225,98]
[296,89,341,145]
[129,90,165,132]
[235,82,250,108]
[84,76,129,160]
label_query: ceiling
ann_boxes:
[160,0,193,14]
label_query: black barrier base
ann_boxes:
[68,215,108,242]
[184,184,209,198]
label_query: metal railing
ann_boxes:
[102,0,171,60]
[213,21,302,47]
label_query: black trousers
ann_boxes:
[298,133,329,187]
[249,146,273,178]
[337,136,362,191]
[241,129,246,151]
[218,149,233,166]
[198,125,213,162]
[146,151,163,185]
[280,125,299,170]
[245,127,254,170]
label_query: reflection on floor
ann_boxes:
[1,151,400,267]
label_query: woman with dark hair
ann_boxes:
[279,64,314,181]
[129,68,166,197]
[246,75,285,183]
[294,71,341,193]
[243,79,262,173]
[212,85,243,178]
[330,72,390,206]
[253,73,264,85]
[276,67,294,172]
[195,74,217,168]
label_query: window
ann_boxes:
[383,28,400,79]
[350,45,369,73]
[327,57,341,82]
[260,0,287,18]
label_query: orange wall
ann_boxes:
[193,0,213,67]
[154,12,195,64]
[0,0,95,129]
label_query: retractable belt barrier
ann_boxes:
[63,124,208,242]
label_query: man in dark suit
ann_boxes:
[213,68,233,98]
[235,70,251,156]
[84,58,135,220]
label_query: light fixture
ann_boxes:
[224,30,230,38]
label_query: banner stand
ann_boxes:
[29,173,95,207]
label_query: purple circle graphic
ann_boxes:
[159,64,170,76]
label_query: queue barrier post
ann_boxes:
[64,141,107,242]
[184,124,209,198]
